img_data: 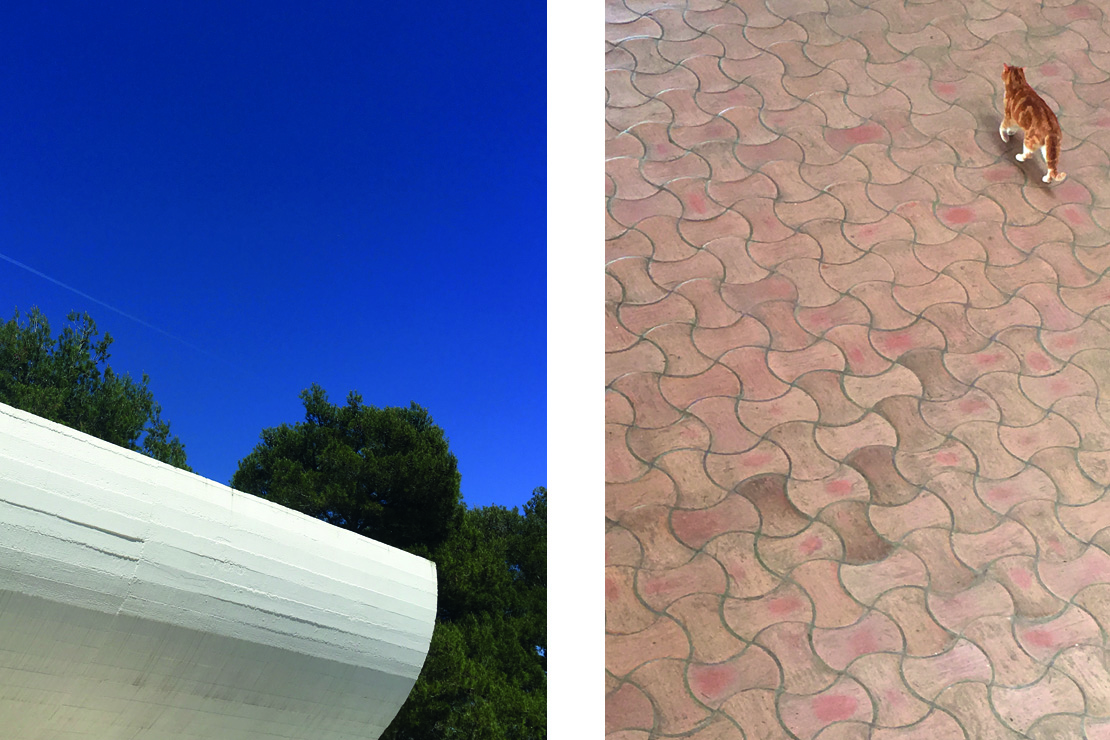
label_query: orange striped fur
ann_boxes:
[1000,64,1066,183]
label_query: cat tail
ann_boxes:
[1046,133,1067,181]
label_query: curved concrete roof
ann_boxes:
[0,402,437,739]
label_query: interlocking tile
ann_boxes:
[637,553,728,611]
[628,659,711,734]
[606,0,1110,735]
[934,683,1025,740]
[654,448,727,508]
[605,682,654,736]
[951,521,1035,571]
[901,639,993,701]
[778,676,873,738]
[812,611,903,671]
[687,646,779,709]
[704,440,790,491]
[606,614,689,676]
[706,533,777,599]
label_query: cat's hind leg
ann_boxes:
[1042,145,1067,182]
[1000,119,1018,142]
[1016,143,1034,162]
[1043,134,1066,183]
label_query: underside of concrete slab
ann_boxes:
[0,402,437,739]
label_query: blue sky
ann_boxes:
[0,2,545,510]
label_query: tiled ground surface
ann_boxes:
[604,0,1110,737]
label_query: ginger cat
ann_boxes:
[1000,64,1066,183]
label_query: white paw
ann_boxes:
[1043,173,1051,183]
[1016,153,1026,162]
[1000,130,1010,142]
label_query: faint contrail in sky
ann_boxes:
[0,250,228,366]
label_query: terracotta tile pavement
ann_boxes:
[605,0,1110,736]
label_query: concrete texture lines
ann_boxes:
[606,0,1110,737]
[0,403,436,740]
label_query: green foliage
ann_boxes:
[0,307,190,470]
[433,488,546,665]
[232,388,545,738]
[389,616,546,740]
[383,487,547,740]
[231,384,464,553]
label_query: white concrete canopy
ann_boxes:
[0,402,437,739]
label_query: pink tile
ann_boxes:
[667,593,745,664]
[902,527,975,594]
[992,557,1068,623]
[813,610,904,670]
[649,252,725,292]
[756,622,839,694]
[655,448,729,508]
[976,466,1059,515]
[607,615,691,676]
[841,549,929,605]
[606,682,655,735]
[796,371,867,426]
[686,396,761,454]
[720,346,790,401]
[962,615,1043,688]
[607,468,676,519]
[874,587,954,658]
[991,669,1084,733]
[627,416,709,464]
[902,639,993,701]
[720,689,793,740]
[757,521,844,576]
[1038,545,1110,601]
[687,645,780,708]
[1055,646,1110,717]
[1014,604,1103,663]
[871,709,966,740]
[692,317,771,362]
[607,566,659,635]
[869,492,953,542]
[951,521,1037,571]
[629,659,711,735]
[608,422,649,483]
[779,677,873,739]
[787,466,871,516]
[659,363,742,410]
[847,652,930,728]
[723,585,814,642]
[928,579,1015,633]
[825,324,895,376]
[705,441,791,493]
[791,559,865,629]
